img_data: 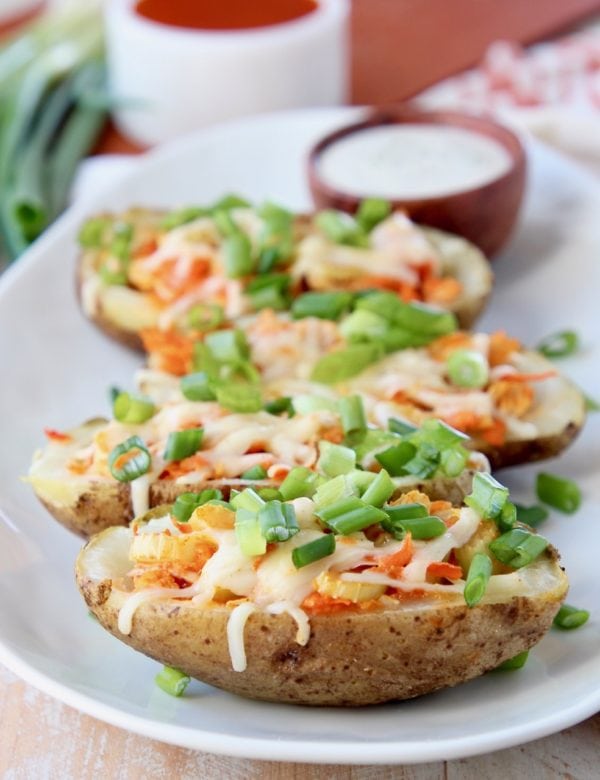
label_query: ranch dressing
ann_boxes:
[317,124,513,199]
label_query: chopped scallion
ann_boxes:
[489,528,548,568]
[464,553,492,607]
[292,534,335,568]
[537,330,579,359]
[553,604,590,630]
[155,666,190,697]
[113,392,156,424]
[108,435,151,482]
[163,428,203,462]
[536,472,581,514]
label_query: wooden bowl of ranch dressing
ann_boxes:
[308,107,526,257]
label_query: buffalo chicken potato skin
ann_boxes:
[78,526,568,706]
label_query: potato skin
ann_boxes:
[76,211,492,351]
[78,548,567,706]
[477,420,582,471]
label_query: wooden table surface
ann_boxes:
[3,2,599,777]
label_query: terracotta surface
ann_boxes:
[308,107,526,256]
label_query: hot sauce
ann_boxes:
[135,0,319,31]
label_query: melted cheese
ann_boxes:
[227,602,257,672]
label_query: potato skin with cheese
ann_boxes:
[76,210,492,351]
[77,528,568,706]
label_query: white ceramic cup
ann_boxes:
[105,0,350,146]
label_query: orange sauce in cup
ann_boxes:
[135,0,319,31]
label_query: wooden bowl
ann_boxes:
[307,107,526,257]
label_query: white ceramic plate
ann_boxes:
[0,108,598,764]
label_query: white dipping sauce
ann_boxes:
[317,124,513,199]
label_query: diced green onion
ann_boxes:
[536,472,581,514]
[355,198,391,233]
[311,343,385,383]
[413,418,469,449]
[231,488,265,513]
[241,464,267,480]
[318,442,356,477]
[315,210,369,248]
[192,342,221,377]
[256,202,294,271]
[292,534,336,568]
[464,553,492,607]
[339,395,367,437]
[440,446,469,478]
[514,504,549,527]
[375,441,416,476]
[347,469,377,493]
[361,469,394,507]
[263,396,294,416]
[258,500,299,542]
[314,474,356,508]
[446,349,489,389]
[186,303,224,332]
[204,329,250,364]
[400,445,440,479]
[161,206,209,230]
[172,489,223,523]
[257,488,282,501]
[465,472,509,519]
[498,500,517,533]
[223,232,253,278]
[246,272,290,310]
[110,222,133,262]
[339,309,389,343]
[388,418,418,436]
[553,604,590,630]
[212,193,251,212]
[279,466,319,500]
[155,666,190,697]
[291,291,354,321]
[357,293,457,336]
[352,429,399,463]
[113,392,156,424]
[78,217,110,248]
[496,651,529,671]
[537,330,579,359]
[291,394,338,415]
[163,428,203,462]
[180,372,217,402]
[108,435,151,482]
[394,515,447,540]
[384,503,429,521]
[489,528,548,568]
[215,383,262,413]
[584,393,600,412]
[235,508,267,556]
[316,496,388,535]
[381,504,445,540]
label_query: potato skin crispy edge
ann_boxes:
[78,555,567,707]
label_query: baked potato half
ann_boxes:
[77,477,568,706]
[28,401,487,537]
[76,201,492,352]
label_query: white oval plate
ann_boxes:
[0,108,598,764]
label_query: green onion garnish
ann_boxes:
[316,496,387,535]
[318,442,356,477]
[440,447,469,478]
[465,472,509,519]
[263,396,294,416]
[339,395,367,437]
[291,291,354,321]
[204,329,250,365]
[279,466,319,500]
[536,472,581,514]
[108,435,151,482]
[180,372,217,402]
[161,206,210,230]
[246,273,291,311]
[186,303,224,332]
[413,418,469,449]
[231,487,265,513]
[291,394,338,415]
[241,464,268,480]
[257,487,282,501]
[212,193,251,212]
[235,507,267,556]
[291,534,336,568]
[537,330,579,359]
[388,418,418,436]
[215,383,262,413]
[356,293,457,336]
[584,393,600,412]
[311,343,385,383]
[315,210,369,248]
[172,489,223,523]
[464,553,492,607]
[113,392,156,424]
[258,500,299,542]
[375,441,416,476]
[339,309,388,343]
[496,651,529,671]
[314,474,356,508]
[514,503,549,527]
[78,217,110,248]
[446,349,489,388]
[223,231,253,278]
[360,469,394,507]
[355,198,392,233]
[382,509,446,541]
[155,666,191,697]
[498,500,517,532]
[553,604,590,630]
[110,222,133,262]
[163,428,203,462]
[489,528,548,568]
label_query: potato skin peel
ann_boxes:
[77,546,567,706]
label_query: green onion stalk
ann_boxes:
[0,3,108,262]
